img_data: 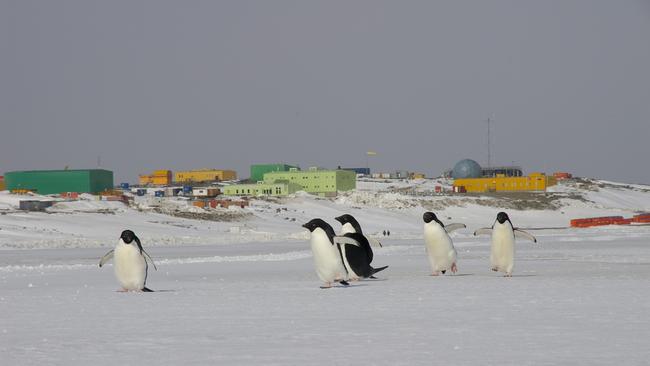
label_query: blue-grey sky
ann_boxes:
[2,1,649,184]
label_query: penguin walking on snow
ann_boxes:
[99,230,157,292]
[302,218,367,288]
[474,212,537,277]
[334,214,388,280]
[422,212,466,276]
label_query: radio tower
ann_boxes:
[486,118,492,168]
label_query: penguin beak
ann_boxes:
[301,223,309,229]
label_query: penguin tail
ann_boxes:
[370,265,389,276]
[339,280,350,286]
[142,287,154,292]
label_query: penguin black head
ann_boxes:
[335,214,362,233]
[120,230,143,252]
[302,219,335,242]
[496,212,511,224]
[120,230,138,244]
[423,212,444,226]
[302,219,331,233]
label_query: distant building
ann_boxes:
[139,170,173,186]
[453,173,557,193]
[249,164,298,182]
[5,169,114,195]
[450,159,523,178]
[263,167,356,196]
[342,167,370,176]
[175,169,237,183]
[223,181,302,197]
[0,176,5,191]
[481,166,523,178]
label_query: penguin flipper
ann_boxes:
[445,223,466,233]
[368,237,383,248]
[142,249,158,270]
[99,250,114,267]
[474,228,493,236]
[514,229,537,243]
[333,236,361,248]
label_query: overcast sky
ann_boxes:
[1,0,649,184]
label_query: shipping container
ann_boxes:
[192,200,206,208]
[182,185,193,194]
[154,191,165,197]
[136,189,146,196]
[120,183,130,190]
[192,188,220,197]
[5,169,113,195]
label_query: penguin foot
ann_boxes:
[320,282,332,289]
[504,273,512,277]
[451,263,458,274]
[430,272,440,276]
[491,267,498,272]
[339,280,350,286]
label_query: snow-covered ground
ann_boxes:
[1,179,649,364]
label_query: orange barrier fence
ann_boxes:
[571,215,648,228]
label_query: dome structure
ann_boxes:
[452,159,482,179]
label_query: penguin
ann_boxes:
[334,214,388,280]
[335,213,383,247]
[474,212,537,277]
[99,230,157,292]
[422,212,466,276]
[302,218,362,288]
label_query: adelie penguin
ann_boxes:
[422,212,466,276]
[99,230,157,292]
[474,212,537,277]
[334,214,388,280]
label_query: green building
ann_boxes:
[5,169,114,195]
[250,164,299,182]
[263,167,356,196]
[222,181,302,197]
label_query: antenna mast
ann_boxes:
[486,118,492,168]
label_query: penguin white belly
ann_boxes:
[310,231,347,283]
[114,243,147,290]
[490,226,515,274]
[424,225,456,271]
[340,223,355,235]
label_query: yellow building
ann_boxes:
[453,173,557,193]
[139,170,172,186]
[175,169,237,183]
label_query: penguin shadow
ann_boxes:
[114,289,177,293]
[505,274,537,278]
[321,283,370,289]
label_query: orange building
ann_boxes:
[139,170,172,186]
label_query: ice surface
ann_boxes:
[1,234,649,365]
